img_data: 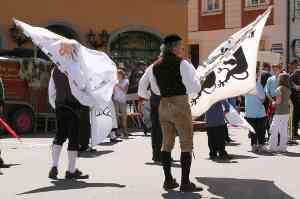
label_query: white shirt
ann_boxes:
[138,60,202,99]
[113,79,129,103]
[138,64,160,99]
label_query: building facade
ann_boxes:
[288,0,300,63]
[0,0,189,115]
[0,0,189,66]
[188,0,287,66]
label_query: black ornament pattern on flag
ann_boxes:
[217,47,249,87]
[95,106,112,118]
[191,46,249,106]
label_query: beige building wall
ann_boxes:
[0,0,188,50]
[225,0,242,29]
[188,0,199,32]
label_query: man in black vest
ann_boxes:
[153,34,203,192]
[48,66,89,180]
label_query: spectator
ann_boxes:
[265,64,283,140]
[245,70,267,152]
[128,62,144,94]
[206,100,231,160]
[290,62,300,140]
[113,69,130,138]
[269,73,291,152]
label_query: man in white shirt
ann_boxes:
[138,61,164,163]
[139,34,202,192]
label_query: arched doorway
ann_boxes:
[109,30,162,93]
[110,31,162,67]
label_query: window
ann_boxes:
[245,0,270,8]
[202,0,223,13]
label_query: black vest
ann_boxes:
[52,67,80,109]
[153,53,186,97]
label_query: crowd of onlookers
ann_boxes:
[106,59,300,158]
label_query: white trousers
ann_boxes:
[269,114,289,151]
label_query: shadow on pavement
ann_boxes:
[281,151,300,157]
[196,177,294,199]
[226,142,241,147]
[213,154,257,164]
[18,180,126,195]
[250,151,276,156]
[0,163,21,168]
[230,154,257,160]
[99,142,118,146]
[145,162,181,168]
[162,190,202,199]
[78,150,114,158]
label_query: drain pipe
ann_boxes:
[287,0,291,64]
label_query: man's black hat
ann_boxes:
[163,34,182,45]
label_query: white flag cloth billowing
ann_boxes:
[14,19,118,144]
[225,104,255,133]
[90,101,117,146]
[190,8,271,117]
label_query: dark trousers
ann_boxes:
[245,117,266,146]
[53,106,79,151]
[150,95,162,160]
[293,106,300,137]
[78,107,91,150]
[224,124,230,141]
[207,125,227,156]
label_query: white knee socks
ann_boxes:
[52,144,62,167]
[68,150,78,173]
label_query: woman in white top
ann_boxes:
[113,69,129,137]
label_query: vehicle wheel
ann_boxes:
[11,108,34,134]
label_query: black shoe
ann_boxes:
[163,178,179,190]
[0,170,3,175]
[209,154,218,160]
[152,156,161,163]
[219,154,232,161]
[48,166,58,179]
[293,135,300,140]
[78,145,89,152]
[65,169,89,180]
[0,157,4,168]
[180,182,203,192]
[110,138,123,143]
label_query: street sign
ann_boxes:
[271,43,284,54]
[293,39,300,58]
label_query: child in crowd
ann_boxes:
[206,100,231,160]
[269,73,291,152]
[113,69,130,138]
[245,70,267,152]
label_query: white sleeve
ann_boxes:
[180,60,202,94]
[138,66,152,99]
[48,70,56,109]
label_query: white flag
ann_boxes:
[14,19,118,144]
[14,19,117,111]
[225,104,255,133]
[190,8,271,117]
[90,101,118,146]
